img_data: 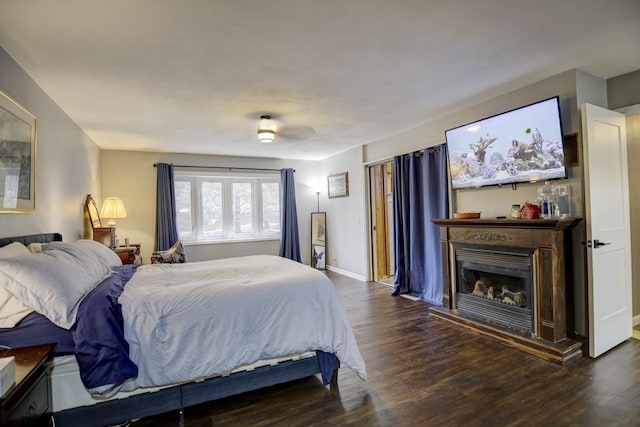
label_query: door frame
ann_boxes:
[365,160,394,284]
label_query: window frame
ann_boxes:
[174,170,281,244]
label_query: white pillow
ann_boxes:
[0,241,34,328]
[0,285,33,328]
[0,240,118,329]
[0,242,30,258]
[43,239,122,268]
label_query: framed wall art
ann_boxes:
[327,172,349,199]
[0,89,36,213]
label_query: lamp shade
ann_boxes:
[258,115,276,143]
[100,197,127,226]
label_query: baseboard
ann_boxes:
[633,315,640,327]
[326,265,366,282]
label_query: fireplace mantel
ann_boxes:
[433,217,580,230]
[431,217,582,364]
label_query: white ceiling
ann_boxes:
[0,0,639,161]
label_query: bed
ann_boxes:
[0,233,366,426]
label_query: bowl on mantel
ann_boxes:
[453,212,481,219]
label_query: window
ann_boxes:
[174,171,281,242]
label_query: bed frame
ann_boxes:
[1,233,335,427]
[0,232,62,247]
[55,357,325,426]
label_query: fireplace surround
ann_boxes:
[431,218,582,364]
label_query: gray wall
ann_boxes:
[362,70,585,219]
[0,47,101,240]
[607,70,640,110]
[318,146,368,279]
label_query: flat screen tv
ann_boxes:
[445,96,566,190]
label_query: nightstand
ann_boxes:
[0,344,55,426]
[114,243,142,265]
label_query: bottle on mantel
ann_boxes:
[511,204,521,219]
[537,180,558,218]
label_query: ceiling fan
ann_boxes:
[257,114,315,144]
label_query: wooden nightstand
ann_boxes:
[0,344,55,427]
[114,243,142,265]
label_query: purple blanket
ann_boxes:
[0,312,75,355]
[72,264,138,389]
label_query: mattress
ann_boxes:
[50,351,317,412]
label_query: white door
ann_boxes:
[582,103,632,357]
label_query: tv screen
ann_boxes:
[445,97,566,190]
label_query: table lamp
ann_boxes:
[100,197,127,227]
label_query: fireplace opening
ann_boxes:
[454,246,535,335]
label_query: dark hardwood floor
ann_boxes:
[133,271,640,427]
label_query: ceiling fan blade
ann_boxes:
[278,125,315,141]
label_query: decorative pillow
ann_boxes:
[0,240,118,329]
[27,242,44,253]
[0,241,34,328]
[0,242,30,258]
[151,241,186,264]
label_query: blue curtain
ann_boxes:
[392,145,449,304]
[279,168,302,262]
[154,163,178,251]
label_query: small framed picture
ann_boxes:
[0,89,36,213]
[327,172,349,198]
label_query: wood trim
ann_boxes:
[433,218,581,231]
[430,307,583,364]
[373,165,388,277]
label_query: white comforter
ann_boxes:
[118,255,367,391]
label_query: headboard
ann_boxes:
[0,233,63,248]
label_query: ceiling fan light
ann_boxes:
[258,114,276,144]
[258,129,275,143]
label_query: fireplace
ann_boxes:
[431,218,582,364]
[454,245,535,334]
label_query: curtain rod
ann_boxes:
[153,164,293,173]
[402,143,446,157]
